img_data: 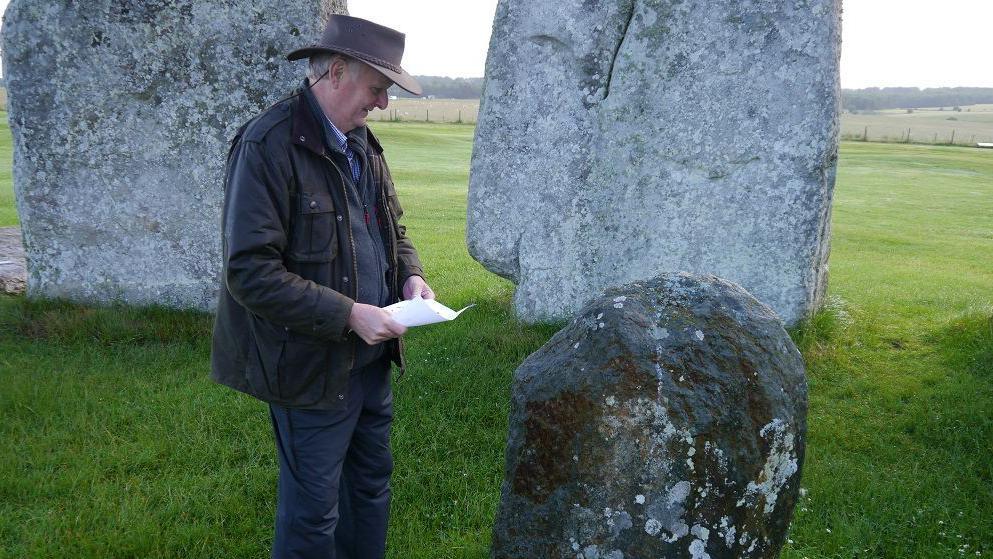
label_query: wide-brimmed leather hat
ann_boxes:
[287,15,422,96]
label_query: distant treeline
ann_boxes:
[390,76,483,99]
[842,87,993,111]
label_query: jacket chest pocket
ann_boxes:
[289,190,338,263]
[384,183,402,221]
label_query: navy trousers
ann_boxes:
[269,359,393,559]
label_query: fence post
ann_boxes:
[933,132,937,144]
[950,130,955,145]
[906,128,911,143]
[458,109,462,124]
[426,109,430,122]
[863,125,868,141]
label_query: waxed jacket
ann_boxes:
[210,88,424,410]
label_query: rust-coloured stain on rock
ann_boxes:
[513,390,599,503]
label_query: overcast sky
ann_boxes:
[1,0,990,89]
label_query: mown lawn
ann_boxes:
[0,124,990,558]
[0,112,14,226]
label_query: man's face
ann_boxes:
[333,61,392,133]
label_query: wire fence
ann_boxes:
[841,126,993,147]
[841,126,993,146]
[373,99,479,124]
[378,102,993,147]
[840,108,993,146]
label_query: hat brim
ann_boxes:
[287,46,423,96]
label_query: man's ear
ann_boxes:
[329,58,346,88]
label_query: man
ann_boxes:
[210,15,433,559]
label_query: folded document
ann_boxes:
[383,296,475,327]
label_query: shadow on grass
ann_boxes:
[0,294,213,347]
[0,291,562,367]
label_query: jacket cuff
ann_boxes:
[311,287,355,342]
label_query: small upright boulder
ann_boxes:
[493,273,807,559]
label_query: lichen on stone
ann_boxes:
[3,0,335,310]
[468,0,841,326]
[492,273,808,558]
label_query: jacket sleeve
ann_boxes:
[222,138,354,341]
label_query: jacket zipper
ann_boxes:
[375,159,400,296]
[324,153,358,372]
[375,156,405,376]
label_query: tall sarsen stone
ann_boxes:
[468,0,841,325]
[492,272,807,558]
[1,0,346,309]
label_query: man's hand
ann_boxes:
[402,275,435,300]
[347,303,407,344]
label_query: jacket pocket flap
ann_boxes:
[299,190,335,215]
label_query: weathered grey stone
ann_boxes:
[0,226,27,294]
[1,0,346,309]
[492,272,807,559]
[468,0,841,325]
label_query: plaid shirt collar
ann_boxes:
[324,114,350,155]
[326,116,361,184]
[302,83,362,183]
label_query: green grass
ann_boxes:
[1,127,991,558]
[0,111,15,227]
[783,142,993,558]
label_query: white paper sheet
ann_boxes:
[383,296,475,327]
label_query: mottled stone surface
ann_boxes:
[468,0,841,325]
[1,0,345,309]
[0,227,27,294]
[492,272,807,559]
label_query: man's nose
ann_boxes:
[376,91,388,110]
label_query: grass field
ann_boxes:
[1,123,991,558]
[841,105,993,145]
[0,112,14,226]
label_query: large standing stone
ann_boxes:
[1,0,346,309]
[468,0,841,325]
[493,272,807,558]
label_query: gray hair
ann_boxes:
[308,52,362,82]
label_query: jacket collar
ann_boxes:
[290,85,324,157]
[346,123,369,155]
[291,81,371,157]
